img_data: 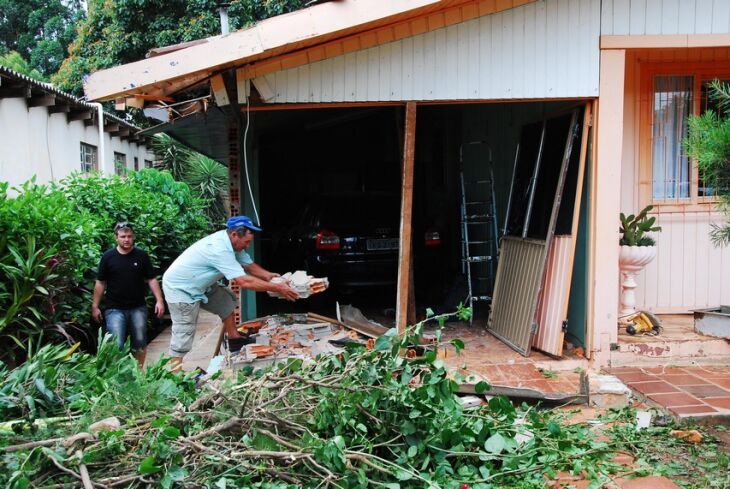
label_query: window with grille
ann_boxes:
[114,152,127,176]
[645,67,730,206]
[80,143,98,173]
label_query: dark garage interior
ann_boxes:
[245,100,589,352]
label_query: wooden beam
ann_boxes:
[115,127,131,138]
[104,122,120,133]
[396,101,417,336]
[28,94,56,107]
[68,109,93,121]
[210,74,229,106]
[0,86,31,98]
[48,104,71,114]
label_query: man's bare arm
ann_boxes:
[91,280,106,322]
[232,274,298,301]
[243,262,279,281]
[148,278,165,318]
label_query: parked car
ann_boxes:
[275,192,443,295]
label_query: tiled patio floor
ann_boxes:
[608,365,730,418]
[431,320,586,394]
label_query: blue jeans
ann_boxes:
[104,306,148,351]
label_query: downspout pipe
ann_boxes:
[89,102,107,174]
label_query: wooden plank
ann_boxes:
[396,102,417,336]
[210,74,230,106]
[0,86,30,98]
[28,94,56,107]
[48,104,71,114]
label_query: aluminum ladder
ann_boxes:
[459,142,500,321]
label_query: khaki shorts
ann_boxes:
[168,284,237,357]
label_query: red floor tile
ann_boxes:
[647,392,702,407]
[680,384,730,399]
[628,381,680,395]
[670,405,718,415]
[615,372,658,383]
[616,475,681,488]
[704,397,730,409]
[643,367,686,375]
[608,367,644,374]
[710,378,730,389]
[658,373,709,386]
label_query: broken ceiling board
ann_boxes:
[83,0,537,101]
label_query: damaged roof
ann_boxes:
[83,0,536,103]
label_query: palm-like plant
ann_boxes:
[149,134,192,181]
[185,154,229,223]
[686,80,730,245]
[149,134,229,222]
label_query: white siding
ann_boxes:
[259,0,601,103]
[633,211,730,313]
[601,0,730,35]
[0,98,152,188]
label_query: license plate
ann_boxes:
[367,238,399,251]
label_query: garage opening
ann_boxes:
[249,99,590,358]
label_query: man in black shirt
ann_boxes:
[92,222,165,367]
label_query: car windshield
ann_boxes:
[313,194,400,232]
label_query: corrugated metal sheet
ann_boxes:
[600,0,730,35]
[488,237,547,356]
[259,0,600,103]
[533,235,574,356]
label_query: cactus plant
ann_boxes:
[620,205,662,246]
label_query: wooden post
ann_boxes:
[396,102,417,335]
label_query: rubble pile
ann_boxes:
[229,313,350,370]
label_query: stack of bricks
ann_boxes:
[228,121,242,326]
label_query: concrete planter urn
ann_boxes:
[619,245,657,316]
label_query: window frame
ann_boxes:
[80,142,98,173]
[639,61,730,212]
[114,152,127,176]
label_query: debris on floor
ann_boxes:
[225,313,351,370]
[268,270,329,299]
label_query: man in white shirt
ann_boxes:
[163,216,297,369]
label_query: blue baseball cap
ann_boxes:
[226,215,262,232]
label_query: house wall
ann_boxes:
[259,0,600,103]
[0,98,152,188]
[619,47,730,313]
[600,0,730,35]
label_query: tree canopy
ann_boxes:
[0,0,84,78]
[53,0,306,96]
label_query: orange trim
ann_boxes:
[602,34,730,50]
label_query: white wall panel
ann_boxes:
[259,0,600,103]
[601,0,730,35]
[630,211,730,313]
[0,98,152,189]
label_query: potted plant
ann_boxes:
[618,205,662,316]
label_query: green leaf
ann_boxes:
[484,433,506,454]
[151,416,171,428]
[138,456,162,474]
[407,445,418,458]
[374,335,393,351]
[450,338,465,351]
[474,381,490,394]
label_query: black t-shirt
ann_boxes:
[97,247,155,309]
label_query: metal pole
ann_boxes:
[523,121,547,238]
[502,143,520,237]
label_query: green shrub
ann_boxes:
[0,171,212,364]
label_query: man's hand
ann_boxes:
[265,271,280,281]
[154,300,166,318]
[92,305,103,322]
[275,282,299,301]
